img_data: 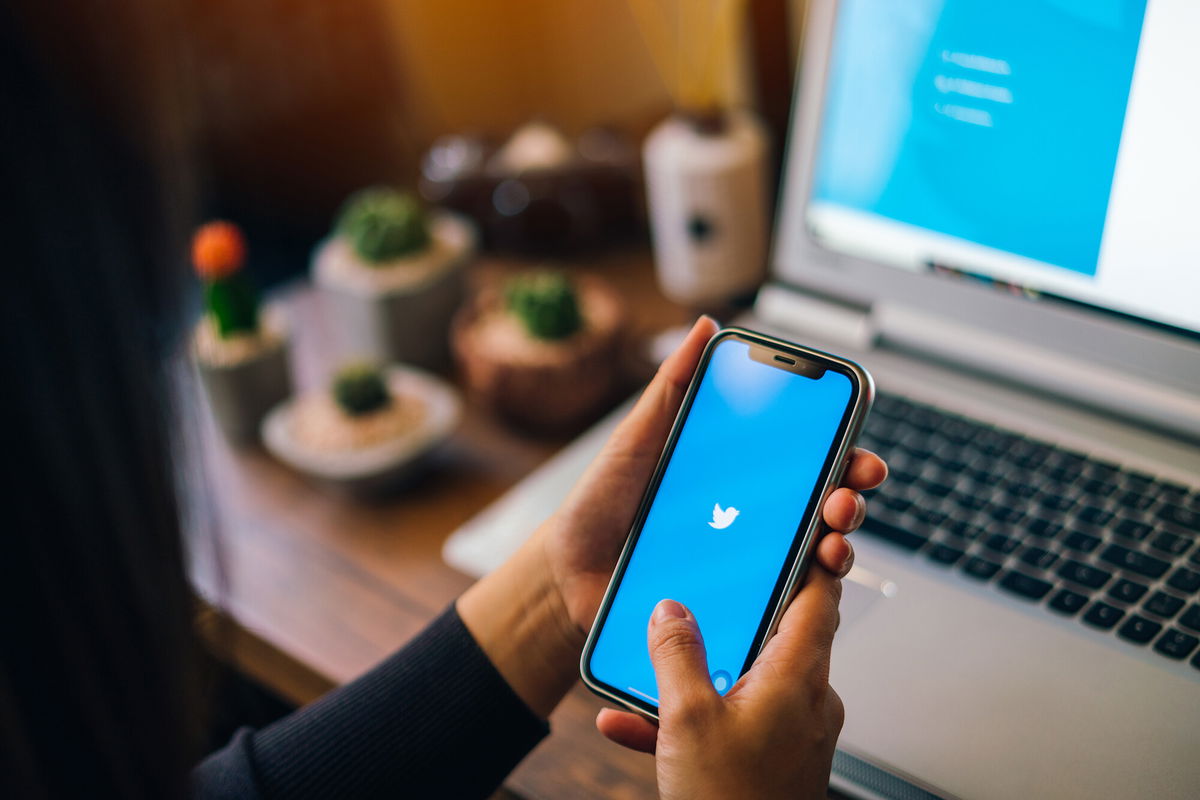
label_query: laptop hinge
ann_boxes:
[754,283,876,351]
[874,302,1200,441]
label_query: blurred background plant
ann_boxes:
[336,187,431,264]
[193,221,258,337]
[505,272,583,341]
[332,362,392,416]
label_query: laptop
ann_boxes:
[446,0,1200,796]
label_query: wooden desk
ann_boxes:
[189,250,693,799]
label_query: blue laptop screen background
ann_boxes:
[812,0,1148,277]
[587,339,852,707]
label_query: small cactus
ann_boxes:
[192,221,258,337]
[505,271,582,340]
[336,187,430,263]
[332,362,391,416]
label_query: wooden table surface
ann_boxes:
[188,249,695,799]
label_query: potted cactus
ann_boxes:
[261,360,461,494]
[312,187,476,369]
[452,270,624,432]
[191,220,291,443]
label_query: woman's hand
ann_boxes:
[539,317,885,638]
[458,317,886,719]
[596,569,847,800]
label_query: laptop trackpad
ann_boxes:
[831,544,1200,800]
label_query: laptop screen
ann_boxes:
[806,0,1200,336]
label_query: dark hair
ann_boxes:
[0,9,201,797]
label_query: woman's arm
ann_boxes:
[193,604,547,799]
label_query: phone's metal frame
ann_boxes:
[579,326,875,720]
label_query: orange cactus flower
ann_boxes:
[192,221,246,281]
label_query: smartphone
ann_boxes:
[580,327,873,718]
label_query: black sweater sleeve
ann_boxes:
[193,604,549,799]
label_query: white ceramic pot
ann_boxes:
[192,306,291,444]
[312,212,476,369]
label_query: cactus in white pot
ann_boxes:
[190,220,291,444]
[312,187,476,369]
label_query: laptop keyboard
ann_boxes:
[857,393,1200,671]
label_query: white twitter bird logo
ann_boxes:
[709,503,740,530]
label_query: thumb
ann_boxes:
[647,600,719,720]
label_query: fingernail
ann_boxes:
[699,314,718,330]
[841,547,855,576]
[653,599,688,624]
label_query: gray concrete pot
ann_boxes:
[312,213,476,369]
[193,309,291,444]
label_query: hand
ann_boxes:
[597,572,847,799]
[458,317,886,719]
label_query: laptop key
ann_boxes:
[957,493,991,512]
[1063,530,1101,553]
[1005,482,1038,500]
[1115,490,1155,512]
[943,519,985,541]
[989,505,1025,525]
[1179,604,1200,632]
[997,570,1053,601]
[962,556,1002,581]
[1098,544,1170,579]
[1057,559,1112,589]
[1019,546,1058,571]
[926,543,965,566]
[1113,518,1153,542]
[1077,506,1115,527]
[1117,615,1162,645]
[1144,592,1186,619]
[919,478,955,499]
[1027,519,1065,540]
[1082,601,1125,630]
[1159,503,1200,533]
[1124,471,1157,490]
[1166,567,1200,594]
[984,534,1021,556]
[1154,629,1199,660]
[1107,579,1149,605]
[1048,588,1088,616]
[1039,493,1077,513]
[1080,476,1119,498]
[881,495,914,514]
[1150,531,1192,557]
[861,517,928,551]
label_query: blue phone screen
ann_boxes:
[587,338,853,707]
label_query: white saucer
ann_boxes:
[262,365,461,493]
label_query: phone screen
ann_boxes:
[586,336,856,708]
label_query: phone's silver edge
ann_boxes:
[579,326,876,722]
[754,331,876,650]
